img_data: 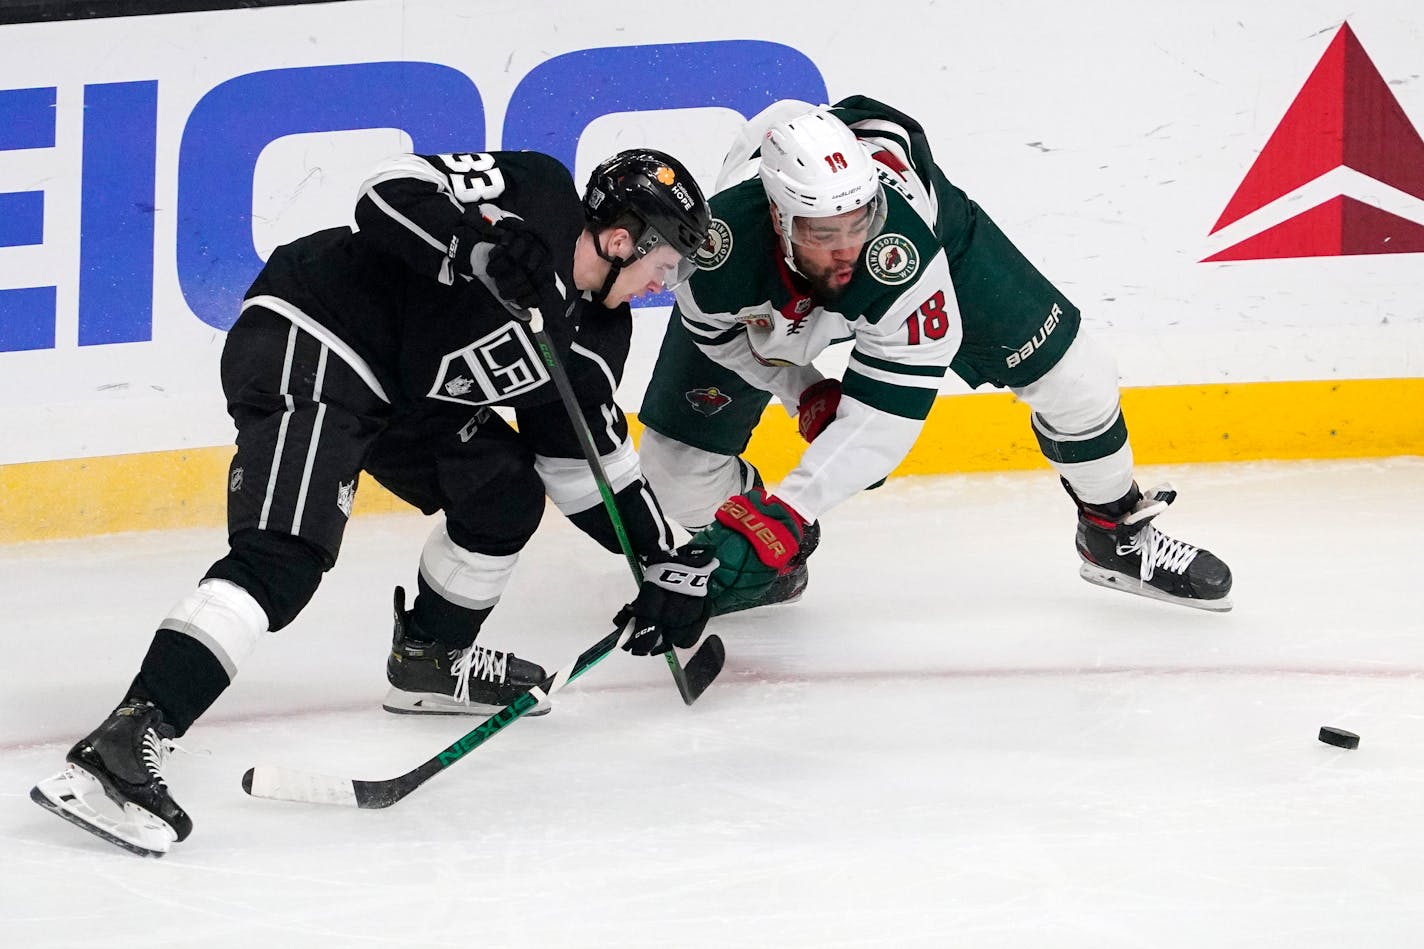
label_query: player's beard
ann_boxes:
[797,256,857,304]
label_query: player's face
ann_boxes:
[779,206,873,301]
[603,243,684,308]
[792,242,860,300]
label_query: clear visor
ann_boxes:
[788,190,887,249]
[636,241,693,292]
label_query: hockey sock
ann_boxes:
[125,628,231,738]
[410,573,493,651]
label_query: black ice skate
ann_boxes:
[713,519,821,616]
[382,587,550,716]
[1075,483,1233,612]
[30,700,192,857]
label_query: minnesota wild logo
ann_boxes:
[685,386,732,417]
[865,233,919,285]
[692,218,733,270]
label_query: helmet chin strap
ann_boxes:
[592,231,637,304]
[770,204,807,279]
[780,242,805,280]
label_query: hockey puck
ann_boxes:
[1318,726,1359,749]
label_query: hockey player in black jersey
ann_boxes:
[31,147,710,856]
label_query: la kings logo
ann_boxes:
[428,321,550,407]
[336,479,355,518]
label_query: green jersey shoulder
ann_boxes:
[685,178,776,310]
[686,178,944,327]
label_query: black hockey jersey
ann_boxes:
[246,151,615,417]
[241,151,671,556]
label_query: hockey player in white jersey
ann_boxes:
[622,96,1232,651]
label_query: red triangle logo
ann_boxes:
[1204,196,1424,261]
[1207,22,1424,258]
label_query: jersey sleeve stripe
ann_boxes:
[851,122,916,168]
[842,369,938,420]
[681,317,743,347]
[570,341,616,394]
[360,187,450,255]
[360,156,465,210]
[850,350,948,379]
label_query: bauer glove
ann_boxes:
[796,378,841,443]
[694,488,806,614]
[618,546,719,656]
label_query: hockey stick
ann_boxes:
[523,298,723,704]
[242,618,636,808]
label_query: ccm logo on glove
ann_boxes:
[649,564,711,593]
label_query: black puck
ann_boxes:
[1318,726,1359,749]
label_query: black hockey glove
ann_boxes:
[471,216,553,311]
[617,546,719,656]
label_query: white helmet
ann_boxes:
[758,106,886,266]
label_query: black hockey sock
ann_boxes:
[124,628,232,737]
[409,573,493,651]
[1062,477,1142,521]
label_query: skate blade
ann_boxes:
[381,688,551,717]
[31,767,176,857]
[1078,563,1233,613]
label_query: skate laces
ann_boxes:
[449,645,510,703]
[139,728,177,788]
[1119,523,1199,581]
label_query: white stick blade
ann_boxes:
[243,766,359,806]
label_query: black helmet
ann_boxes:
[582,149,711,260]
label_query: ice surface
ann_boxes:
[3,459,1422,947]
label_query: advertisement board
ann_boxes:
[1,1,1421,537]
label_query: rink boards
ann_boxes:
[2,1,1423,541]
[2,376,1419,542]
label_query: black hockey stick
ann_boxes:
[522,296,723,704]
[242,619,636,808]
